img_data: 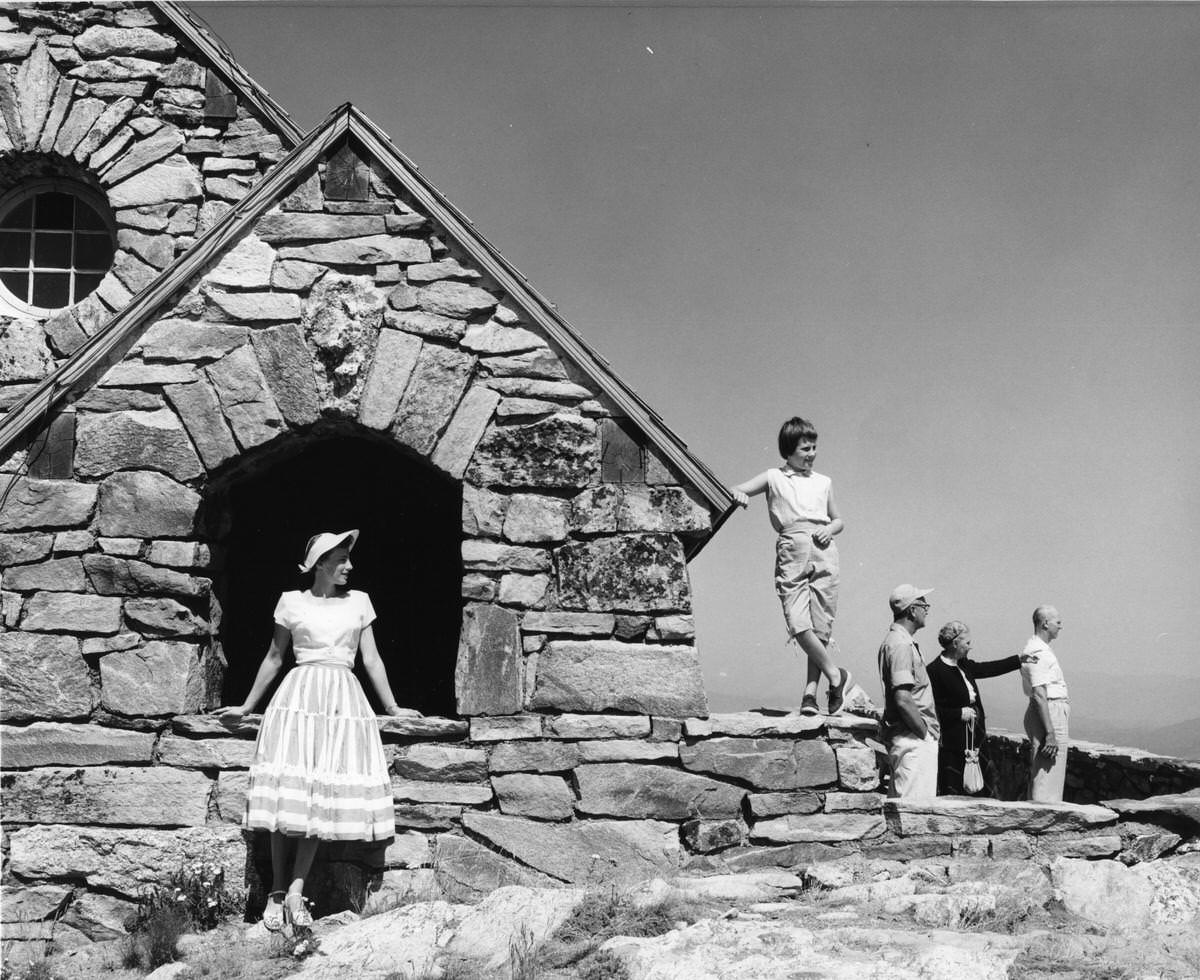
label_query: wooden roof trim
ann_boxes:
[0,108,345,459]
[343,109,736,520]
[153,1,305,146]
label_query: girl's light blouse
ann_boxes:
[273,589,377,668]
[765,468,832,532]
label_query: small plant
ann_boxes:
[0,959,60,980]
[508,922,539,980]
[577,949,631,980]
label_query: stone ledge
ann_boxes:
[885,797,1118,836]
[1104,792,1200,832]
[682,711,877,739]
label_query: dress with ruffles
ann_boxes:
[244,590,393,841]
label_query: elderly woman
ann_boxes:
[926,621,1021,796]
[215,530,409,932]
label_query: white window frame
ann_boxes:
[0,178,116,318]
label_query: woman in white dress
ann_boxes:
[214,529,407,930]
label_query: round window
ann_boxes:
[0,180,115,317]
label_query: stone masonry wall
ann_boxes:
[1,0,287,381]
[4,708,1198,957]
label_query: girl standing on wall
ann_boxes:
[215,530,409,931]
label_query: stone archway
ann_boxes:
[208,426,463,717]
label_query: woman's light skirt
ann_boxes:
[245,664,394,841]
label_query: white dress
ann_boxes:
[244,590,394,841]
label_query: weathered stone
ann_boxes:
[682,818,747,853]
[102,128,184,187]
[454,603,521,716]
[384,308,468,341]
[377,715,469,739]
[392,744,488,782]
[406,259,480,283]
[415,280,497,318]
[1,556,86,592]
[1037,834,1122,859]
[431,384,501,479]
[575,763,742,820]
[207,289,300,323]
[462,573,497,601]
[81,631,141,655]
[682,713,825,738]
[145,541,208,570]
[651,717,684,742]
[0,318,52,383]
[277,235,430,266]
[884,798,1118,836]
[357,328,420,430]
[134,321,246,365]
[249,323,320,426]
[467,415,598,489]
[460,322,545,355]
[461,540,551,573]
[464,812,683,884]
[123,597,206,636]
[256,212,384,241]
[51,531,94,555]
[432,834,557,902]
[0,532,52,565]
[75,409,203,481]
[746,791,823,818]
[709,842,845,873]
[1121,829,1183,864]
[461,483,508,536]
[469,715,542,742]
[556,534,691,613]
[498,572,549,608]
[499,493,569,544]
[1,883,73,922]
[60,891,137,941]
[76,26,176,59]
[170,714,260,738]
[1050,856,1200,931]
[491,773,575,820]
[210,772,247,823]
[835,742,881,791]
[107,157,200,207]
[0,632,94,721]
[21,592,122,634]
[0,478,97,531]
[162,380,238,471]
[97,360,196,386]
[156,735,255,769]
[487,740,581,773]
[392,778,493,806]
[205,345,286,449]
[753,812,886,844]
[205,234,275,289]
[44,308,89,356]
[575,740,679,763]
[483,377,593,401]
[497,397,565,419]
[679,737,838,790]
[74,387,163,412]
[520,613,615,637]
[97,471,199,537]
[8,825,244,898]
[483,349,568,382]
[116,228,174,269]
[204,175,250,201]
[0,33,35,60]
[823,791,886,813]
[99,641,203,715]
[271,259,323,291]
[652,615,695,641]
[301,272,385,413]
[53,97,106,157]
[544,714,650,739]
[392,344,475,455]
[2,766,211,826]
[394,804,461,830]
[532,640,707,717]
[1106,793,1200,833]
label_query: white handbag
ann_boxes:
[963,718,985,794]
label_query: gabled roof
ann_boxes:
[154,1,304,147]
[0,102,736,545]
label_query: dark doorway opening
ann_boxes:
[215,432,463,717]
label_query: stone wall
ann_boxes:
[1,1,289,374]
[987,729,1200,805]
[4,708,1198,958]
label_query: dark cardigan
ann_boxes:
[926,653,1021,796]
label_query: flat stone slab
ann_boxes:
[2,766,212,826]
[0,723,154,768]
[463,811,683,884]
[885,797,1118,836]
[752,812,887,844]
[683,713,826,738]
[574,763,745,820]
[1104,793,1200,832]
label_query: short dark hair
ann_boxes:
[778,417,818,458]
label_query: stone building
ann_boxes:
[3,1,1198,958]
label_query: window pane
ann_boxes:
[1,199,34,229]
[35,193,74,230]
[1,270,29,302]
[75,273,104,301]
[75,232,113,269]
[0,230,31,266]
[75,201,107,231]
[32,272,70,308]
[34,231,72,269]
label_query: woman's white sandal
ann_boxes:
[262,891,286,932]
[286,892,313,929]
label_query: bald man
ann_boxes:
[1020,605,1070,802]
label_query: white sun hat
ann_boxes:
[297,529,359,573]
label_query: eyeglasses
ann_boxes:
[910,600,930,610]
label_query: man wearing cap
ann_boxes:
[877,584,940,797]
[1022,605,1070,802]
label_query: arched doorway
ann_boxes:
[211,427,463,717]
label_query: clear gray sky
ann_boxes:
[196,2,1200,750]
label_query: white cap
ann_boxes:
[298,529,359,573]
[889,583,933,613]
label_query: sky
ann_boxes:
[195,1,1200,753]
